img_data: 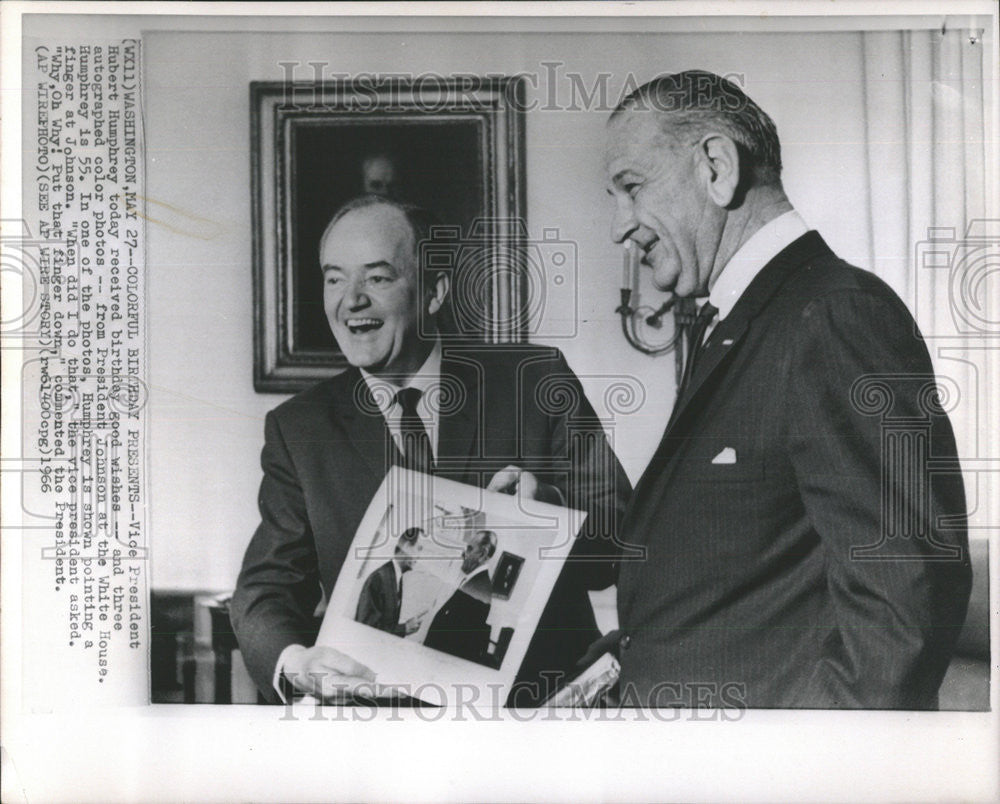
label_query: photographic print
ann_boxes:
[319,468,584,699]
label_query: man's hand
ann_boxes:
[282,644,376,701]
[402,612,425,636]
[576,629,622,669]
[487,466,563,505]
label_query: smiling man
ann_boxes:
[321,198,447,404]
[354,527,426,638]
[604,70,971,709]
[231,195,630,705]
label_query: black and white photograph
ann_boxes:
[1,2,997,802]
[314,467,582,698]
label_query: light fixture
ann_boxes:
[615,241,698,386]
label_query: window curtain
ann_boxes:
[861,26,992,524]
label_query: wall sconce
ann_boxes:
[616,241,698,385]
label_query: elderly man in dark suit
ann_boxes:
[354,527,425,637]
[231,195,630,704]
[424,529,498,664]
[603,70,971,709]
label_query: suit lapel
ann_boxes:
[666,231,831,435]
[667,313,749,431]
[329,367,399,479]
[387,563,401,623]
[436,348,482,472]
[626,232,832,524]
[329,347,484,483]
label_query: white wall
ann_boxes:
[145,29,876,590]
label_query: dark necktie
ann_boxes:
[395,387,433,474]
[676,301,718,401]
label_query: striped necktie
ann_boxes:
[676,301,718,400]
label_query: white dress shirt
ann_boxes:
[389,558,403,597]
[707,209,809,324]
[361,338,442,460]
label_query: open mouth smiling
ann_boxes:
[640,238,658,265]
[345,318,384,334]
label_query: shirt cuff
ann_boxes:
[273,643,307,703]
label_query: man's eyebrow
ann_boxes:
[322,261,397,272]
[611,169,636,184]
[606,170,636,195]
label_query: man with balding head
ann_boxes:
[603,70,970,709]
[424,529,499,665]
[232,195,630,705]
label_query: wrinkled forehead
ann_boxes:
[320,205,417,270]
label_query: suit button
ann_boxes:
[619,634,631,652]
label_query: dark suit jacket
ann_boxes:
[355,561,404,637]
[617,232,972,709]
[231,343,631,703]
[424,569,493,664]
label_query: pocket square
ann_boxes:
[711,447,737,465]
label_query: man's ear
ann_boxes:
[697,134,741,208]
[426,271,450,316]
